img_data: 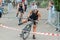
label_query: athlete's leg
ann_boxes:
[18,10,24,23]
[16,10,19,17]
[19,13,23,23]
[20,12,23,19]
[33,22,37,39]
[18,19,28,25]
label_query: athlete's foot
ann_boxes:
[16,13,18,17]
[18,23,23,25]
[56,28,58,31]
[33,35,36,39]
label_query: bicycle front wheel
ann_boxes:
[20,24,31,40]
[22,30,30,40]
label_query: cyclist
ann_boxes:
[16,2,25,25]
[19,9,41,39]
[24,0,28,12]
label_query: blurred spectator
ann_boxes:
[12,0,15,7]
[47,1,55,23]
[31,2,37,10]
[15,0,22,8]
[2,0,5,6]
[22,0,25,3]
[8,0,13,13]
[24,0,28,11]
[0,0,2,4]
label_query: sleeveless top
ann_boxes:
[19,4,23,10]
[29,11,38,20]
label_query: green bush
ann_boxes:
[53,0,60,26]
[53,0,60,11]
[40,1,48,8]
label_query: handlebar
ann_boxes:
[20,18,38,24]
[28,18,38,23]
[18,18,38,24]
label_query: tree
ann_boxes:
[53,0,60,31]
[53,0,60,11]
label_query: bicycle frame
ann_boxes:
[20,22,33,39]
[20,18,37,40]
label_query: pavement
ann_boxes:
[0,7,60,40]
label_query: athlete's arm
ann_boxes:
[27,10,32,18]
[22,3,25,10]
[17,3,19,9]
[37,11,41,21]
[16,3,19,13]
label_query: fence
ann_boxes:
[49,11,60,30]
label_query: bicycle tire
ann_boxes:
[23,31,30,40]
[20,24,31,40]
[24,24,31,31]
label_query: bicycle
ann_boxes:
[16,11,24,25]
[20,18,38,40]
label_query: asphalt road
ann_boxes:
[0,7,60,40]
